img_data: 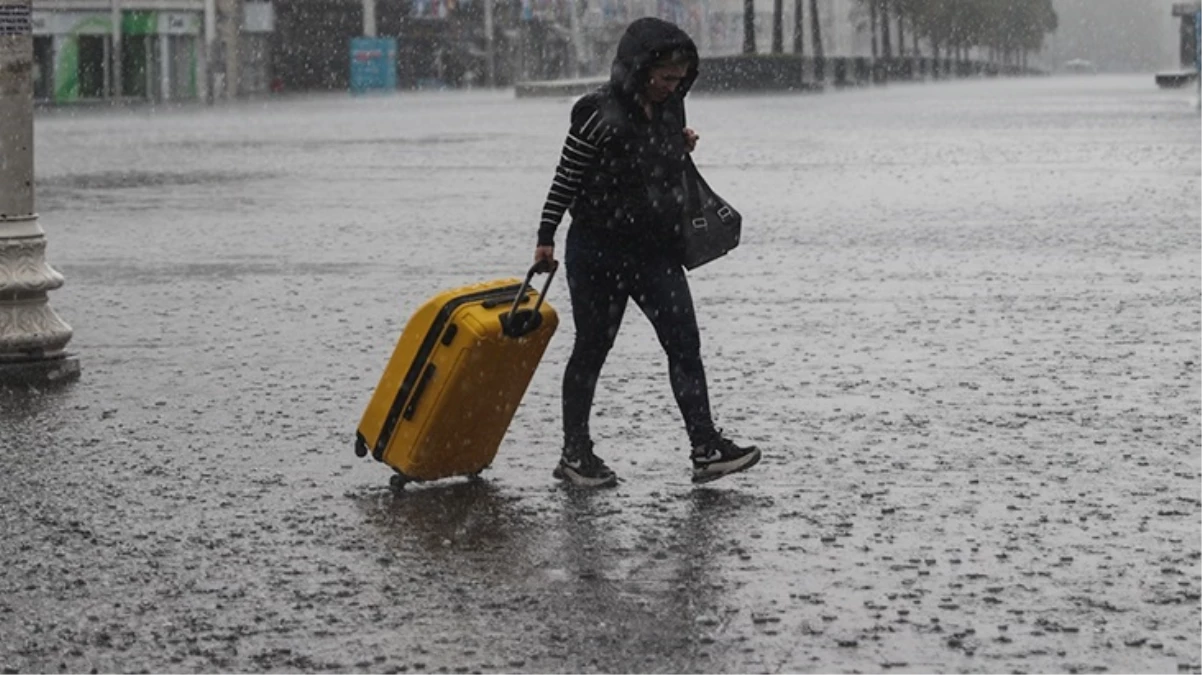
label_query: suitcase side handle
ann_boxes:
[502,261,557,338]
[402,363,437,421]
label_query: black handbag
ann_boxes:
[678,157,742,270]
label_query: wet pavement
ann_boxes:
[2,76,1200,673]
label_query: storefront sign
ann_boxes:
[350,37,397,93]
[243,2,273,33]
[158,11,199,35]
[30,10,200,35]
[412,0,454,19]
[0,3,33,35]
[519,0,565,22]
[31,11,109,35]
[32,11,114,35]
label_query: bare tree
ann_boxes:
[870,0,879,58]
[809,0,824,79]
[773,0,784,53]
[744,0,757,53]
[793,0,805,53]
[881,0,893,57]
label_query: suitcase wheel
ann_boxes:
[389,472,411,490]
[354,437,369,458]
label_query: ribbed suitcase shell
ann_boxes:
[356,277,558,482]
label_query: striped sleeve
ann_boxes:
[537,106,613,247]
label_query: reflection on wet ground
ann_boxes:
[340,479,777,672]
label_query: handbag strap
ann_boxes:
[684,156,719,215]
[685,156,719,197]
[683,158,701,215]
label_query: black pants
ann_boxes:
[562,226,716,449]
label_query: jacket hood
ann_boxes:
[609,17,700,103]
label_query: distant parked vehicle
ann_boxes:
[1155,69,1200,89]
[1062,59,1098,74]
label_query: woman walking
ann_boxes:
[534,17,761,488]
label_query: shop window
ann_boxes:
[122,35,151,98]
[33,37,53,100]
[77,36,106,99]
[170,35,198,99]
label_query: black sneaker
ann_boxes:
[552,441,618,488]
[691,434,761,484]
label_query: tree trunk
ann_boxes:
[881,0,892,58]
[897,10,905,57]
[772,0,784,53]
[869,0,879,59]
[912,18,920,57]
[793,0,804,54]
[809,0,823,78]
[744,0,757,54]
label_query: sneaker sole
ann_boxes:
[692,448,762,484]
[553,464,618,488]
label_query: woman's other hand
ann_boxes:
[683,127,699,153]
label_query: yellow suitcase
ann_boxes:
[355,263,558,487]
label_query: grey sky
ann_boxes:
[1047,0,1190,72]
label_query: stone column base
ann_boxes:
[0,354,81,386]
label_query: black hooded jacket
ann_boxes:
[537,18,700,252]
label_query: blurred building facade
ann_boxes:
[31,0,1058,101]
[30,0,273,103]
[503,0,869,81]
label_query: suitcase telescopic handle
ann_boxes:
[503,261,557,338]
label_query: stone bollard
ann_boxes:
[0,0,81,386]
[832,57,850,87]
[854,57,870,85]
[873,57,889,84]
